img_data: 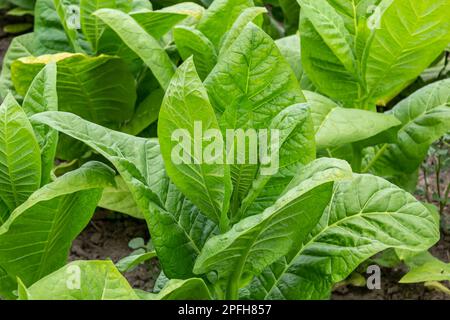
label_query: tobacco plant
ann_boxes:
[0,0,449,300]
[26,24,439,299]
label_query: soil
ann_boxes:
[0,11,449,300]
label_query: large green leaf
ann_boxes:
[298,0,357,75]
[79,0,138,52]
[194,159,352,298]
[33,111,216,279]
[33,0,73,53]
[12,53,136,128]
[305,91,401,150]
[364,79,450,188]
[31,111,210,279]
[0,33,36,99]
[31,111,168,208]
[364,0,450,105]
[238,103,316,219]
[0,94,41,214]
[94,8,176,90]
[18,260,140,300]
[247,174,439,299]
[205,23,305,127]
[158,57,232,229]
[197,0,254,49]
[22,63,59,186]
[147,183,218,279]
[0,162,115,297]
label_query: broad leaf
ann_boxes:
[147,183,218,279]
[99,176,143,219]
[22,63,59,186]
[238,103,316,219]
[34,0,73,53]
[194,158,353,293]
[305,91,401,150]
[248,174,439,299]
[298,0,361,107]
[205,23,305,127]
[18,260,140,300]
[0,94,41,214]
[0,162,115,296]
[94,8,176,90]
[12,53,136,128]
[363,79,450,188]
[218,6,267,56]
[31,111,210,279]
[158,57,232,228]
[31,111,169,208]
[365,0,450,105]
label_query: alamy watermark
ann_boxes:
[66,5,81,30]
[171,121,280,176]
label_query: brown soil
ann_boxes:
[69,211,159,292]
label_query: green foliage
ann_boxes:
[0,0,448,300]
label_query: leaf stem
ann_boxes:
[362,144,388,173]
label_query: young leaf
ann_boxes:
[116,251,157,272]
[173,26,217,80]
[400,252,450,284]
[18,261,140,300]
[205,23,305,127]
[298,0,361,107]
[22,63,58,186]
[94,8,176,90]
[218,6,267,56]
[158,57,232,228]
[297,0,357,75]
[0,94,41,213]
[197,0,253,49]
